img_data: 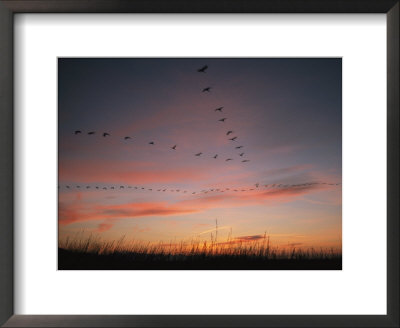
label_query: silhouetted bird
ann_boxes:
[235,146,243,149]
[214,107,223,113]
[219,118,227,122]
[202,87,211,92]
[195,152,202,156]
[255,183,259,188]
[86,186,90,189]
[226,130,233,135]
[124,136,131,140]
[66,185,70,188]
[103,132,110,137]
[88,131,95,135]
[239,152,244,156]
[242,160,250,162]
[213,154,218,159]
[149,141,155,145]
[74,130,82,135]
[229,136,237,141]
[171,145,177,150]
[197,65,208,73]
[120,186,124,189]
[226,158,233,161]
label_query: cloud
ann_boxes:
[59,201,199,225]
[95,222,113,232]
[59,182,329,226]
[215,234,266,246]
[235,234,265,242]
[286,242,304,247]
[59,160,209,184]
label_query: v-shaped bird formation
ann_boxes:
[73,65,250,163]
[68,64,341,195]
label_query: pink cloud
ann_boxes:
[59,159,209,184]
[59,183,332,226]
[59,201,199,225]
[95,222,114,232]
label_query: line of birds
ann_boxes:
[74,129,250,162]
[59,181,341,195]
[72,65,251,163]
[196,65,250,161]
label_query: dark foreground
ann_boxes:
[58,248,342,270]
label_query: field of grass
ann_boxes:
[58,233,341,270]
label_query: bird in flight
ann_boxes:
[195,152,202,156]
[242,160,250,162]
[226,158,233,161]
[202,87,211,92]
[149,141,155,145]
[103,132,110,137]
[124,136,131,140]
[171,145,177,150]
[197,65,208,73]
[213,154,218,159]
[215,107,223,112]
[235,146,243,149]
[74,130,81,135]
[229,136,237,141]
[88,131,95,135]
[239,152,244,156]
[219,118,227,122]
[226,130,233,135]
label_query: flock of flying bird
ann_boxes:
[58,181,341,195]
[72,65,250,163]
[65,64,340,196]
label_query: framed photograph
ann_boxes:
[0,0,398,327]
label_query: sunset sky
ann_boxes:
[58,58,342,249]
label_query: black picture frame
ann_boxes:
[0,1,398,327]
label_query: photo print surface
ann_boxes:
[58,58,342,270]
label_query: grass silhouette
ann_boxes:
[58,231,341,270]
